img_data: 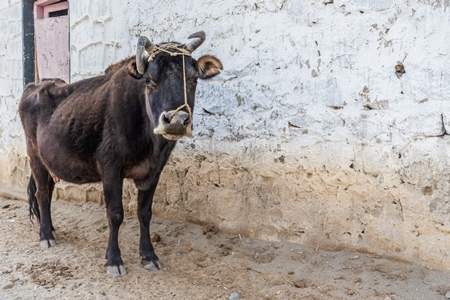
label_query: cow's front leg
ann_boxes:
[103,173,126,276]
[137,175,162,271]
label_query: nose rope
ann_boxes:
[170,54,192,121]
[148,44,192,122]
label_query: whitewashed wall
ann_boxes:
[0,0,29,193]
[2,0,450,270]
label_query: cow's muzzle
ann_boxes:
[153,110,192,140]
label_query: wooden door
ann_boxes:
[34,0,69,83]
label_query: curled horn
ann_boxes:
[185,31,206,53]
[136,36,155,75]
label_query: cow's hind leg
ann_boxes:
[28,175,56,232]
[137,176,162,271]
[28,155,56,248]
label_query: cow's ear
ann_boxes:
[197,55,223,79]
[128,57,144,79]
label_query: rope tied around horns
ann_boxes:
[148,43,192,121]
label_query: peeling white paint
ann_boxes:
[1,0,450,269]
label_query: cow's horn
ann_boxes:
[185,31,206,53]
[136,36,155,74]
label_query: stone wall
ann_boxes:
[0,0,29,194]
[3,0,450,270]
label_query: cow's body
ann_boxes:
[19,32,222,276]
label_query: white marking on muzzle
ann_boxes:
[153,111,192,140]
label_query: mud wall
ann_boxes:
[2,0,450,270]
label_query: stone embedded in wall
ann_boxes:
[442,114,450,134]
[395,61,406,78]
[345,114,390,143]
[69,1,90,24]
[288,115,310,130]
[5,1,21,20]
[312,77,345,109]
[89,0,111,22]
[77,43,105,75]
[429,194,450,225]
[197,83,238,116]
[395,111,446,137]
[335,0,394,12]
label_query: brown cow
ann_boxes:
[19,31,222,276]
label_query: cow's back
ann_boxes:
[19,75,119,183]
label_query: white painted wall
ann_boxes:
[2,0,450,269]
[0,0,29,192]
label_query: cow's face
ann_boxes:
[130,32,222,141]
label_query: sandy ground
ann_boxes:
[1,197,450,300]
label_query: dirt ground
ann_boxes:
[1,197,450,300]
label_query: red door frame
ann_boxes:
[34,0,68,19]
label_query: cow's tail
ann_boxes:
[27,175,40,223]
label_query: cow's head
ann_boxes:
[130,31,222,141]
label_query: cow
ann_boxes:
[18,31,222,276]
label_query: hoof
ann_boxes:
[106,265,127,276]
[40,239,56,249]
[143,260,162,271]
